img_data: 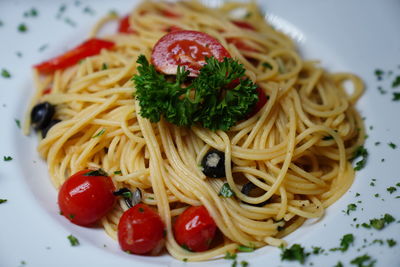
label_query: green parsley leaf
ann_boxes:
[0,20,3,27]
[352,146,368,171]
[102,63,108,70]
[237,245,254,252]
[322,135,334,140]
[83,168,108,177]
[350,254,376,267]
[240,261,248,267]
[219,183,235,198]
[3,156,12,161]
[392,75,400,88]
[330,234,354,252]
[388,142,397,149]
[374,69,384,79]
[387,239,397,247]
[83,6,96,15]
[280,244,308,264]
[0,199,7,204]
[133,55,258,131]
[24,8,39,17]
[363,213,395,230]
[334,261,344,267]
[224,252,237,260]
[92,128,105,138]
[1,69,11,78]
[387,186,397,194]
[67,234,79,246]
[346,203,357,215]
[311,246,324,255]
[262,62,272,69]
[113,170,122,175]
[18,23,28,32]
[182,258,188,262]
[393,92,400,101]
[15,119,21,128]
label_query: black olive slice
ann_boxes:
[241,182,269,207]
[201,149,225,178]
[30,102,55,130]
[41,119,61,138]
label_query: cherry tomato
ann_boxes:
[34,38,115,73]
[58,169,116,226]
[231,20,256,31]
[151,30,231,76]
[173,205,217,252]
[248,87,268,117]
[118,15,136,34]
[118,203,165,255]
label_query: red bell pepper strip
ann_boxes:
[34,38,115,73]
[118,15,136,34]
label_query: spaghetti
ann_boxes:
[25,0,365,262]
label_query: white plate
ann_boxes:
[1,0,400,266]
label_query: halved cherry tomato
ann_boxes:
[58,169,116,226]
[231,20,256,31]
[248,87,268,117]
[118,15,136,34]
[173,205,217,252]
[118,203,165,255]
[151,30,231,76]
[34,38,115,73]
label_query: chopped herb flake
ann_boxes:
[0,199,7,204]
[219,183,235,198]
[18,23,28,32]
[113,170,122,175]
[262,62,272,69]
[24,8,39,17]
[393,92,400,101]
[280,244,308,264]
[67,234,79,246]
[387,186,397,194]
[3,156,12,161]
[1,69,11,78]
[102,63,108,70]
[346,203,357,215]
[350,254,376,267]
[237,245,254,252]
[387,239,397,247]
[388,142,397,149]
[83,168,108,177]
[92,129,105,138]
[330,234,354,252]
[352,146,368,171]
[15,119,21,128]
[392,75,400,88]
[224,251,237,260]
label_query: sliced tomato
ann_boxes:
[231,20,256,31]
[248,87,268,117]
[118,203,165,255]
[226,37,259,52]
[43,88,52,95]
[151,30,231,76]
[34,38,115,73]
[118,15,136,34]
[58,169,116,226]
[173,205,217,252]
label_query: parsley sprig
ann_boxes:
[133,55,258,131]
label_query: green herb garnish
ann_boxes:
[83,168,108,177]
[280,244,308,264]
[219,183,235,198]
[262,62,272,69]
[388,142,397,149]
[3,156,12,161]
[102,63,108,70]
[0,199,7,204]
[346,203,357,215]
[392,75,400,88]
[352,146,368,171]
[15,119,21,128]
[133,55,258,131]
[387,186,397,194]
[362,213,395,230]
[67,234,79,246]
[393,92,400,101]
[224,251,237,260]
[92,128,105,138]
[24,8,39,17]
[18,23,28,32]
[350,254,376,267]
[330,234,354,252]
[113,170,122,175]
[387,239,397,247]
[237,245,254,252]
[1,69,11,78]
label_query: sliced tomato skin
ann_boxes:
[58,170,116,226]
[248,87,268,117]
[231,20,256,31]
[151,30,231,76]
[118,204,165,255]
[34,38,115,73]
[173,205,217,252]
[118,15,136,34]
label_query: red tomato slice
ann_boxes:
[58,169,116,226]
[118,15,136,34]
[34,38,115,73]
[248,87,268,117]
[231,20,256,31]
[173,205,217,252]
[151,30,231,76]
[118,204,165,255]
